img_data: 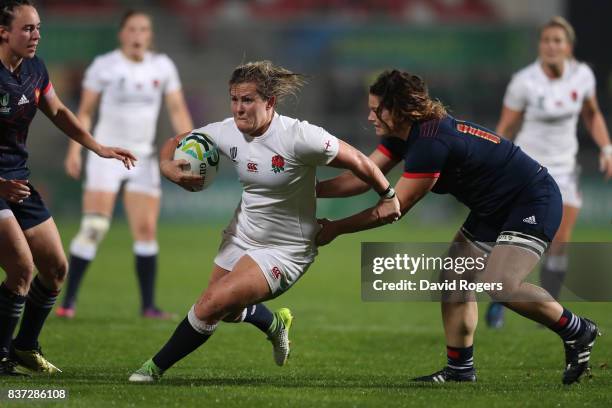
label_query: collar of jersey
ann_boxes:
[117,49,152,65]
[243,112,279,143]
[535,58,570,82]
[0,56,28,77]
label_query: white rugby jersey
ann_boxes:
[194,113,339,256]
[83,50,182,157]
[503,59,595,174]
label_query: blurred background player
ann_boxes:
[0,0,135,376]
[56,10,193,319]
[316,69,600,385]
[128,61,400,382]
[486,16,612,328]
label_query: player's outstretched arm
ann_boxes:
[581,95,612,180]
[316,176,435,246]
[318,141,399,198]
[159,133,204,191]
[495,106,523,141]
[165,90,194,135]
[65,88,101,180]
[38,90,136,169]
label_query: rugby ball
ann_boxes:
[173,132,220,191]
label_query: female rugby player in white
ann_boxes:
[56,11,193,319]
[0,0,135,376]
[129,61,400,381]
[486,16,612,328]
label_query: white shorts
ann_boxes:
[0,209,13,220]
[213,233,315,296]
[550,168,581,208]
[85,152,161,197]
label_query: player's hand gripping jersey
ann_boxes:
[194,113,339,258]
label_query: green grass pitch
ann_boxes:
[3,220,611,407]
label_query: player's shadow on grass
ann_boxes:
[144,376,476,389]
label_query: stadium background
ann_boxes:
[27,0,612,226]
[8,1,611,406]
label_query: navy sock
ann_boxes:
[152,317,211,371]
[243,304,275,334]
[551,308,586,341]
[136,254,156,311]
[0,283,26,358]
[13,277,59,351]
[446,345,474,373]
[62,255,90,309]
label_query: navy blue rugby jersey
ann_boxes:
[378,115,546,216]
[0,56,52,176]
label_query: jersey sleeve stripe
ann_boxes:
[377,144,397,160]
[42,82,53,96]
[402,172,440,179]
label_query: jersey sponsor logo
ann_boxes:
[324,140,332,151]
[17,94,29,106]
[571,90,577,102]
[271,154,285,173]
[247,162,258,172]
[271,266,282,280]
[522,215,537,225]
[153,79,160,88]
[456,122,500,144]
[230,146,238,162]
[0,93,10,114]
[34,88,40,105]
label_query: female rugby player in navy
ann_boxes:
[316,69,599,385]
[0,0,135,376]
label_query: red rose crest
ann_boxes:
[271,154,285,173]
[570,90,577,102]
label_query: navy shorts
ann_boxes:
[461,173,562,257]
[0,182,52,230]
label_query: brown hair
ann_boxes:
[229,60,306,103]
[0,0,33,28]
[540,16,576,47]
[119,9,150,30]
[369,69,446,131]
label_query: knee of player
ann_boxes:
[70,214,110,258]
[197,291,240,322]
[192,299,221,324]
[482,276,519,301]
[48,254,69,284]
[222,308,246,323]
[133,224,157,242]
[7,259,35,294]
